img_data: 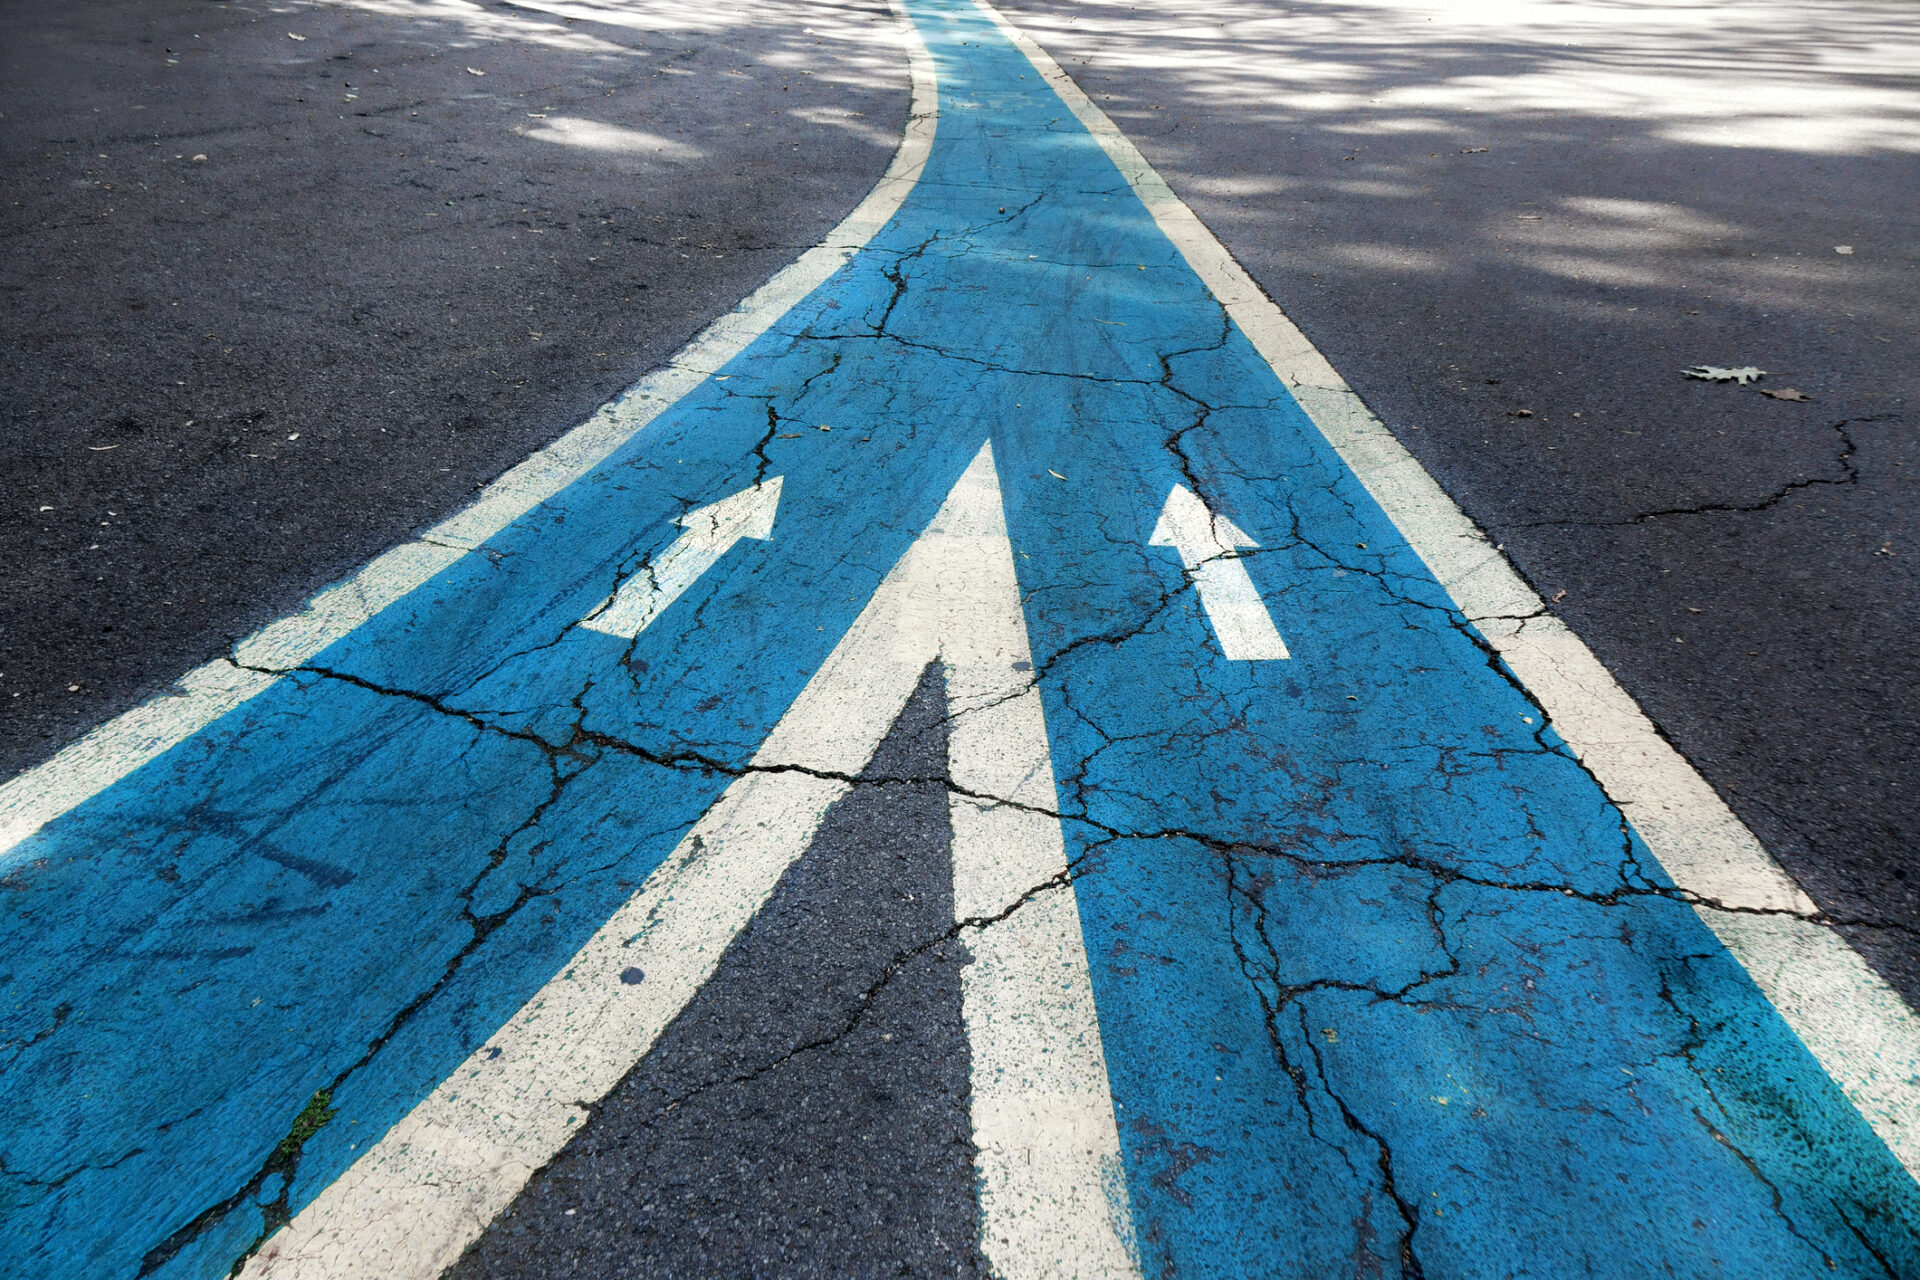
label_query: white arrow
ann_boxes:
[1149,484,1289,660]
[580,476,783,640]
[242,444,1140,1280]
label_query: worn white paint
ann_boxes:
[971,0,1920,1179]
[938,448,1144,1280]
[240,441,1137,1279]
[239,769,847,1280]
[0,0,940,867]
[1149,484,1289,660]
[581,476,783,639]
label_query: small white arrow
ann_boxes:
[1149,484,1289,660]
[581,476,783,640]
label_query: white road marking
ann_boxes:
[1148,484,1289,660]
[0,0,939,867]
[580,476,783,639]
[937,444,1143,1280]
[972,0,1920,1178]
[9,0,1909,1263]
[241,773,848,1280]
[239,441,1137,1277]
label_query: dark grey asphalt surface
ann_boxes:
[0,0,907,779]
[5,0,1919,1269]
[1000,0,1920,1006]
[450,665,985,1280]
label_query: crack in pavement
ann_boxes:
[139,747,581,1276]
[449,661,988,1278]
[586,864,1076,1144]
[251,650,1839,929]
[1500,417,1880,531]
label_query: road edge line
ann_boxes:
[0,2,940,867]
[972,0,1920,1179]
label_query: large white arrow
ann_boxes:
[581,476,783,640]
[1149,484,1290,660]
[241,443,1140,1280]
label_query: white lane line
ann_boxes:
[242,772,848,1280]
[1149,484,1290,660]
[974,0,1920,1179]
[937,444,1142,1280]
[0,0,939,867]
[240,441,1138,1277]
[238,469,941,1278]
[580,476,783,639]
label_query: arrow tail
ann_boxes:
[581,478,783,641]
[1192,557,1289,660]
[1152,485,1289,660]
[580,537,722,640]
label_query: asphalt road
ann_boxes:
[0,0,909,778]
[4,0,1918,1275]
[10,0,1910,1002]
[449,666,985,1279]
[998,0,1920,1005]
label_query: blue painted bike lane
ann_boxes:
[0,96,996,1280]
[1,0,1915,1276]
[900,5,1920,1275]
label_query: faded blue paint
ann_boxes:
[1,0,1915,1276]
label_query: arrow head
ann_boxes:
[675,475,783,543]
[1149,484,1258,565]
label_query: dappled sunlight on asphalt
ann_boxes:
[302,0,912,170]
[1501,196,1889,321]
[1321,241,1448,275]
[305,0,636,54]
[788,102,907,149]
[1002,0,1917,332]
[517,116,706,163]
[308,0,911,93]
[1016,0,1920,154]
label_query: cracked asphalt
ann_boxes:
[0,0,909,779]
[450,665,986,1280]
[995,0,1920,1006]
[3,0,1918,1278]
